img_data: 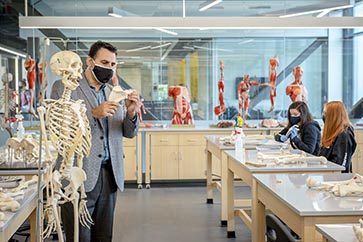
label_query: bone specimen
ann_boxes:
[109,85,132,102]
[306,173,363,197]
[353,219,363,242]
[256,151,327,165]
[38,50,92,242]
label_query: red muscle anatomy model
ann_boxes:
[238,74,264,121]
[267,56,279,112]
[214,60,226,117]
[38,59,47,102]
[24,55,36,116]
[286,66,308,103]
[168,85,194,125]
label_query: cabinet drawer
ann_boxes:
[179,134,204,146]
[151,134,178,146]
[354,131,363,143]
[123,137,136,147]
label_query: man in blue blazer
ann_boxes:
[51,41,139,242]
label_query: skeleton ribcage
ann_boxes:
[46,100,91,161]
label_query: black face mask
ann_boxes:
[290,116,300,125]
[92,63,114,84]
[322,114,326,123]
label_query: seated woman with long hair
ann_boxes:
[319,101,357,173]
[275,101,321,155]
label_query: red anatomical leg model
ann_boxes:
[268,56,279,112]
[24,55,36,116]
[214,61,226,116]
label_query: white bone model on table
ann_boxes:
[254,150,327,165]
[5,137,44,165]
[353,219,363,242]
[0,175,38,220]
[37,50,92,242]
[306,173,363,197]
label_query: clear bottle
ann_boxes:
[17,120,25,139]
[234,128,245,153]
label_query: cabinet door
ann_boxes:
[150,145,179,180]
[123,138,137,181]
[179,145,205,179]
[352,130,363,174]
[123,146,137,181]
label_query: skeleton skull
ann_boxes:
[50,51,83,90]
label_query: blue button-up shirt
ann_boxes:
[89,84,110,163]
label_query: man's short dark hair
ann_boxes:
[88,41,117,58]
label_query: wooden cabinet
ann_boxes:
[145,129,264,183]
[352,129,363,175]
[123,137,137,181]
[147,133,204,180]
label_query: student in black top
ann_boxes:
[319,101,357,173]
[275,101,321,155]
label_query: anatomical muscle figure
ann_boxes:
[38,51,92,242]
[24,55,36,116]
[38,58,47,103]
[267,56,279,112]
[286,66,308,103]
[214,60,226,116]
[238,74,264,121]
[168,85,194,125]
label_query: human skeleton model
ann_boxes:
[38,51,92,242]
[168,85,194,125]
[214,60,226,117]
[267,56,279,112]
[286,66,308,103]
[306,173,363,197]
[24,55,37,116]
[237,74,264,121]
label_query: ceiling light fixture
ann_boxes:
[0,46,27,58]
[238,39,254,45]
[125,46,151,52]
[199,0,223,12]
[108,7,123,18]
[280,4,353,18]
[151,42,172,49]
[155,28,178,36]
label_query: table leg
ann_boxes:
[29,209,36,242]
[221,151,228,226]
[206,150,213,204]
[226,155,236,238]
[252,179,265,242]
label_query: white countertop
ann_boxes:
[253,173,363,216]
[225,149,345,173]
[316,224,359,242]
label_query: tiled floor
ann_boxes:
[11,185,252,242]
[114,185,252,242]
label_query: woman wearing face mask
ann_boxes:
[319,101,357,173]
[275,101,321,155]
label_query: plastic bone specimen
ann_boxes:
[109,85,133,102]
[20,138,40,164]
[306,174,363,197]
[6,137,23,163]
[353,219,363,242]
[257,151,328,165]
[38,50,92,242]
[0,191,20,212]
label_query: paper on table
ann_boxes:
[109,86,133,102]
